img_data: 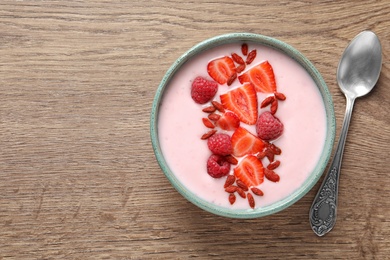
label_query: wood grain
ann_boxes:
[0,1,389,259]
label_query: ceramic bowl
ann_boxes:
[150,33,336,218]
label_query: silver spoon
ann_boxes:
[309,31,382,236]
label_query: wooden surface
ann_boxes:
[0,1,389,259]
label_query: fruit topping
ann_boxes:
[224,155,238,165]
[207,133,233,156]
[238,60,277,93]
[226,72,237,86]
[208,113,221,122]
[235,186,246,198]
[234,155,264,187]
[202,117,215,128]
[207,56,237,85]
[241,43,248,56]
[256,111,284,141]
[270,98,278,114]
[247,193,255,208]
[231,53,245,65]
[267,160,281,170]
[202,105,217,113]
[260,96,275,108]
[268,143,282,155]
[246,49,257,64]
[201,129,217,140]
[275,92,286,101]
[231,127,265,157]
[191,76,218,104]
[225,186,238,193]
[211,100,225,112]
[265,150,275,162]
[207,154,231,178]
[251,187,264,196]
[228,193,236,205]
[264,168,280,182]
[236,64,246,74]
[216,111,240,131]
[236,179,249,191]
[220,83,258,125]
[258,149,276,163]
[225,186,246,198]
[190,43,288,208]
[224,175,236,188]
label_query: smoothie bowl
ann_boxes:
[150,33,335,219]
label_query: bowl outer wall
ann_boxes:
[150,33,336,219]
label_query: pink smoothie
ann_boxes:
[158,43,327,209]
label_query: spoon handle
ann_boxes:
[309,96,355,236]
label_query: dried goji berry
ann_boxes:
[231,53,245,65]
[264,169,280,182]
[251,187,264,196]
[265,149,275,162]
[225,155,238,165]
[212,101,225,112]
[202,105,216,113]
[260,96,275,108]
[224,175,236,188]
[201,129,217,140]
[227,73,237,86]
[267,160,280,170]
[236,64,246,73]
[275,92,286,101]
[202,118,215,128]
[229,193,236,205]
[257,151,267,160]
[246,49,257,64]
[241,43,248,56]
[208,113,221,121]
[247,193,255,208]
[236,180,249,191]
[225,186,238,193]
[269,143,282,155]
[270,99,278,114]
[236,187,246,198]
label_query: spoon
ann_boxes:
[309,31,382,236]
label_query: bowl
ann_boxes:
[150,33,335,219]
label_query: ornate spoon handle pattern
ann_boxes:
[309,166,339,236]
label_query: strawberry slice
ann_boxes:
[220,84,258,125]
[238,61,277,93]
[231,127,266,157]
[207,56,237,85]
[217,111,240,131]
[234,155,264,187]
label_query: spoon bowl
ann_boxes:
[337,31,382,98]
[309,31,382,236]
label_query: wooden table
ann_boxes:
[1,1,389,259]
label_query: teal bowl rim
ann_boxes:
[150,33,336,219]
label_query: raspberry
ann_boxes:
[256,111,284,141]
[191,76,218,104]
[207,154,231,178]
[207,133,232,156]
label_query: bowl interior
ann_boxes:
[150,33,335,218]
